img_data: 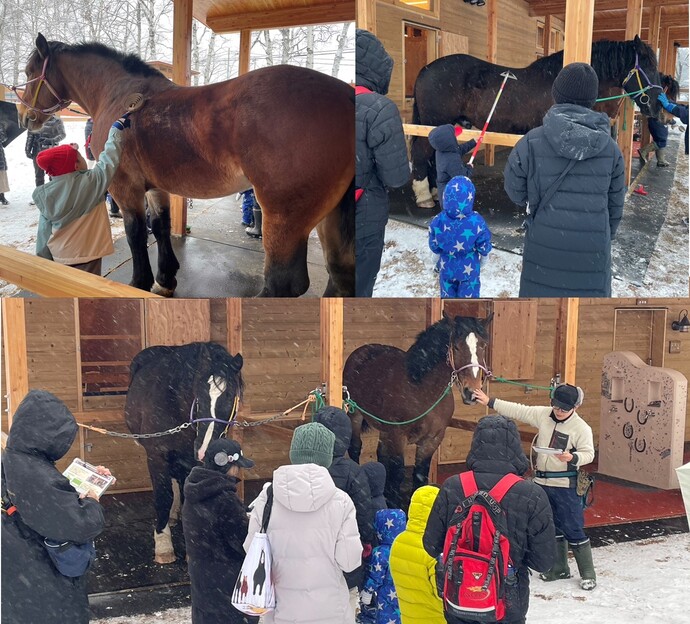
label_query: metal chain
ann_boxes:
[78,422,193,439]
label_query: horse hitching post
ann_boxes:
[468,71,517,166]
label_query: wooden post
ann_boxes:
[320,298,344,407]
[649,6,662,57]
[239,29,252,75]
[225,298,245,499]
[427,298,443,486]
[543,15,552,56]
[618,0,644,187]
[170,0,193,237]
[484,0,498,167]
[356,0,376,35]
[2,299,29,426]
[563,298,579,384]
[562,0,595,65]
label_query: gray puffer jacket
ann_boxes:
[504,103,625,297]
[355,29,409,238]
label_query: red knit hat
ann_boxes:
[36,144,79,177]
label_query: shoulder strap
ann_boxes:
[488,473,522,503]
[531,159,577,221]
[260,484,273,533]
[459,471,478,497]
[355,86,373,96]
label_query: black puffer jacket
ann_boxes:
[25,116,66,159]
[423,416,555,624]
[182,467,258,624]
[362,461,387,511]
[428,124,476,207]
[504,103,625,297]
[355,29,409,238]
[1,390,105,624]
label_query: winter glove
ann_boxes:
[362,543,373,559]
[112,112,131,131]
[657,92,674,113]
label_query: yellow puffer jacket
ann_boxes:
[389,485,445,624]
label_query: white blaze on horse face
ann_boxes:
[465,333,480,378]
[197,375,227,461]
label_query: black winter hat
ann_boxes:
[204,438,254,472]
[551,383,583,411]
[552,62,599,109]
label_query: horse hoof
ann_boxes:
[152,281,175,297]
[417,200,436,209]
[154,552,176,565]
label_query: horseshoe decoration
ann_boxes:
[637,410,649,425]
[623,422,634,439]
[624,397,635,413]
[634,437,647,453]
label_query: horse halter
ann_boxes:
[622,53,662,108]
[188,394,240,438]
[10,56,71,116]
[446,339,492,388]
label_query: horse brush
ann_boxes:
[124,92,146,112]
[468,71,517,166]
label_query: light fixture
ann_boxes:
[672,309,690,332]
[464,0,486,5]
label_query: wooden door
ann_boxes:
[613,308,667,368]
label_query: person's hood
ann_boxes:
[542,104,613,160]
[7,390,78,461]
[442,175,475,219]
[272,463,337,512]
[374,508,407,545]
[183,466,238,504]
[406,485,440,534]
[466,415,529,476]
[313,406,351,457]
[428,124,459,153]
[356,29,393,95]
[362,462,386,497]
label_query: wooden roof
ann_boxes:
[527,0,688,46]
[191,0,354,33]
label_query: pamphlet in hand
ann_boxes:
[63,458,115,497]
[533,446,565,455]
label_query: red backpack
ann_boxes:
[441,471,521,623]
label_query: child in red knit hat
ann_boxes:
[33,113,131,275]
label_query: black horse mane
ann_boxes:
[406,316,488,384]
[34,40,167,79]
[528,39,656,82]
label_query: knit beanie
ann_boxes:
[36,144,79,177]
[552,62,599,109]
[289,422,335,468]
[551,383,583,410]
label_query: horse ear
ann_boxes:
[483,312,494,328]
[36,34,49,60]
[633,34,642,49]
[230,353,243,372]
[442,310,450,321]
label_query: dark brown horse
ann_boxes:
[17,34,354,297]
[342,312,492,508]
[411,36,662,207]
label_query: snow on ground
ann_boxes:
[93,533,690,623]
[374,137,689,298]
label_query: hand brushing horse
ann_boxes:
[124,342,244,564]
[411,36,662,207]
[343,312,492,508]
[16,34,354,297]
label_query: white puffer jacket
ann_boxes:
[243,463,362,624]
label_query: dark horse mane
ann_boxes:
[31,40,167,79]
[406,316,489,384]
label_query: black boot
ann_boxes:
[0,193,8,205]
[539,536,571,582]
[245,206,262,238]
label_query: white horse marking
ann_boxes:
[465,332,480,378]
[197,375,227,461]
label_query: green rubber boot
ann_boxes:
[571,538,597,590]
[539,536,571,582]
[638,142,657,164]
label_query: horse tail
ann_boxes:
[339,177,355,248]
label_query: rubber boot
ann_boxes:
[570,538,596,590]
[656,147,670,167]
[245,206,262,238]
[539,536,571,582]
[638,142,657,164]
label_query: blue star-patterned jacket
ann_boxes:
[428,175,492,282]
[362,509,407,624]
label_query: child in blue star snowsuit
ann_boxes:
[240,189,255,226]
[428,175,492,298]
[359,509,406,624]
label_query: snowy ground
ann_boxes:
[92,533,690,623]
[374,134,689,298]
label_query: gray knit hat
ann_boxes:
[289,422,335,468]
[552,62,599,109]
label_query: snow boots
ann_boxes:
[0,193,8,205]
[571,538,597,590]
[656,147,670,167]
[245,205,262,238]
[539,536,571,582]
[638,142,657,164]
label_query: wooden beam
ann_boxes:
[239,29,251,75]
[426,298,443,485]
[484,0,498,167]
[356,0,376,35]
[226,298,243,357]
[320,298,344,407]
[543,14,553,55]
[403,124,521,147]
[171,0,193,237]
[0,246,161,298]
[208,4,355,34]
[528,0,687,17]
[563,298,579,384]
[2,299,28,425]
[563,0,595,65]
[649,5,662,56]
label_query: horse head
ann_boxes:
[192,343,244,462]
[622,35,663,119]
[16,34,71,131]
[446,312,493,405]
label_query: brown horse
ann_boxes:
[16,34,354,297]
[342,312,493,508]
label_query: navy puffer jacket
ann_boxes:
[423,416,555,624]
[504,103,625,297]
[428,124,476,207]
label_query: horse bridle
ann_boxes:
[188,394,240,438]
[622,52,662,108]
[446,339,492,388]
[10,56,71,116]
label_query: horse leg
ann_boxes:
[410,136,436,208]
[146,189,180,297]
[348,411,364,463]
[147,456,176,564]
[377,434,406,509]
[413,432,445,491]
[259,213,310,297]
